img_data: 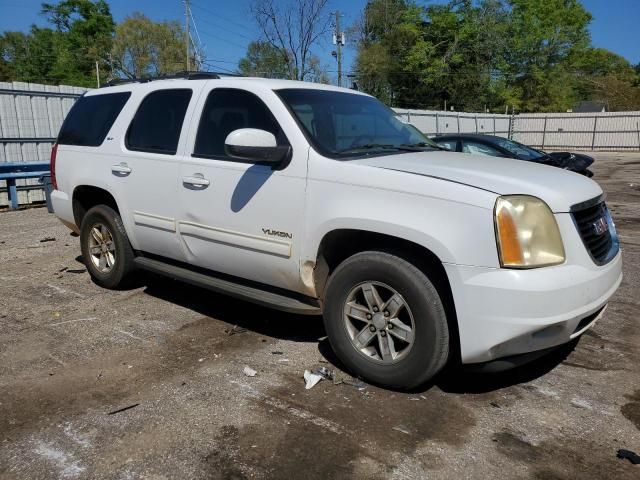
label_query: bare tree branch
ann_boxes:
[250,0,330,81]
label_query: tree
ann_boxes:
[574,48,640,110]
[111,13,194,79]
[0,0,115,86]
[354,0,510,110]
[352,0,634,112]
[238,40,329,82]
[41,0,115,86]
[250,0,331,81]
[502,0,592,111]
[238,41,289,78]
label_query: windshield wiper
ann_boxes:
[337,143,425,155]
[399,142,444,150]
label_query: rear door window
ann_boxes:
[193,88,287,160]
[58,92,131,146]
[126,89,192,155]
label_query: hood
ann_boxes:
[351,151,602,212]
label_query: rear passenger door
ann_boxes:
[176,87,307,293]
[112,87,197,261]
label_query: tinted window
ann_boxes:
[194,88,286,159]
[127,89,192,155]
[58,92,130,146]
[462,141,503,156]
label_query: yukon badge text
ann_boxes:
[262,228,293,239]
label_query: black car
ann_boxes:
[432,134,594,177]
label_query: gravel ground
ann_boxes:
[1,152,639,479]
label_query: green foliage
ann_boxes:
[238,40,329,83]
[111,13,192,79]
[354,0,640,112]
[41,0,114,86]
[0,0,114,86]
[238,41,289,78]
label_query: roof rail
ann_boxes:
[100,71,242,88]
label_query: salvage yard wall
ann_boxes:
[0,82,86,207]
[395,108,640,152]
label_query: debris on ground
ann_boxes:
[243,366,257,377]
[66,268,87,274]
[271,351,283,355]
[392,425,411,435]
[303,370,324,390]
[302,367,367,391]
[617,449,640,465]
[107,403,140,415]
[39,237,56,243]
[58,267,68,273]
[225,325,247,336]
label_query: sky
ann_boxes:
[0,0,638,79]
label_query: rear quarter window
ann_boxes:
[57,92,131,146]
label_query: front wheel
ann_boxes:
[80,205,135,289]
[323,251,450,389]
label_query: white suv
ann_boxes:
[50,73,622,388]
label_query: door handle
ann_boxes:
[182,174,210,188]
[111,163,132,176]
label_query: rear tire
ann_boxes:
[323,251,449,389]
[80,205,135,289]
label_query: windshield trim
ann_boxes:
[273,88,436,160]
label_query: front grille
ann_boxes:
[572,201,617,264]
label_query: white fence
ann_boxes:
[395,108,640,151]
[0,82,86,207]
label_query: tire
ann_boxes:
[323,251,450,389]
[80,205,135,289]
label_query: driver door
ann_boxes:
[176,87,307,293]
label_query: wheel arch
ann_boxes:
[313,228,461,362]
[72,185,121,230]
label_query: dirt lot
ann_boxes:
[1,152,639,479]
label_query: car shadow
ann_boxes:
[124,272,578,393]
[434,339,579,394]
[142,275,325,343]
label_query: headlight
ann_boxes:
[494,195,565,268]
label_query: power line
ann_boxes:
[197,29,250,51]
[189,6,204,56]
[190,1,256,34]
[200,61,238,75]
[194,15,253,41]
[184,0,190,71]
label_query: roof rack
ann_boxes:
[101,71,242,88]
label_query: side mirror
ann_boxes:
[224,128,290,164]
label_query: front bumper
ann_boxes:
[445,249,622,364]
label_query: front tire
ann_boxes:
[80,205,135,289]
[323,251,450,389]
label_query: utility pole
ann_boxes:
[95,61,100,88]
[333,11,345,87]
[184,0,190,71]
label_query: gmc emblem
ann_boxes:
[592,217,608,236]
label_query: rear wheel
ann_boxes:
[323,251,450,389]
[80,205,135,289]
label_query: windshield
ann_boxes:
[494,138,545,160]
[276,89,439,158]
